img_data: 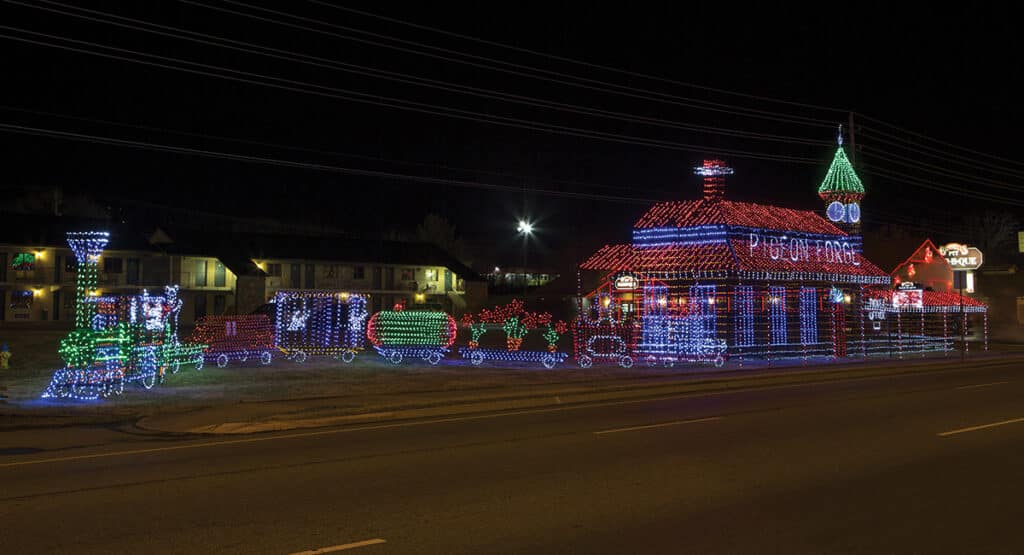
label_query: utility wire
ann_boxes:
[860,165,1024,207]
[0,122,664,204]
[179,0,837,128]
[0,26,822,164]
[310,1,851,114]
[856,112,1024,169]
[858,125,1024,180]
[13,0,831,147]
[861,147,1024,193]
[0,104,682,196]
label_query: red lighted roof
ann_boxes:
[635,199,845,235]
[581,243,737,272]
[581,242,890,280]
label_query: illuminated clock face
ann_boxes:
[846,202,861,223]
[826,201,845,222]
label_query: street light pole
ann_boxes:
[517,220,533,298]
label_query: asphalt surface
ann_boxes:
[2,358,1024,554]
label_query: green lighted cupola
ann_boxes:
[819,125,864,230]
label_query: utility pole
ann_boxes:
[847,112,857,165]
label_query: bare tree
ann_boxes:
[416,213,468,263]
[962,210,1021,262]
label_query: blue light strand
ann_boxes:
[769,286,787,345]
[799,287,818,345]
[734,285,755,347]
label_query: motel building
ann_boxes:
[574,138,987,366]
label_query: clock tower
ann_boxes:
[818,125,865,235]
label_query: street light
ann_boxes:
[517,220,533,296]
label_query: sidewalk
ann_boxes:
[136,353,1022,435]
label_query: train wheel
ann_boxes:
[714,355,725,368]
[170,360,182,374]
[645,355,657,368]
[216,354,229,368]
[426,352,442,365]
[141,371,156,390]
[470,350,484,366]
[194,356,204,371]
[388,351,403,365]
[619,355,634,369]
[662,357,674,368]
[541,354,557,369]
[340,350,356,364]
[260,351,273,365]
[294,350,308,364]
[110,371,125,396]
[239,350,249,363]
[578,355,593,369]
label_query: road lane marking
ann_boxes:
[955,381,1010,390]
[4,358,1021,468]
[594,416,722,435]
[938,416,1024,437]
[288,538,386,554]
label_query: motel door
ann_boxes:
[832,303,847,357]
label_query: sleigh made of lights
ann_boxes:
[43,287,206,400]
[189,314,276,368]
[367,305,457,365]
[273,290,369,363]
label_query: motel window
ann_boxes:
[64,255,77,274]
[104,257,123,274]
[213,294,226,315]
[266,263,282,277]
[214,261,226,287]
[305,264,315,289]
[401,268,414,281]
[195,260,208,287]
[353,266,365,280]
[10,290,33,309]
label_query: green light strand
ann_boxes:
[818,146,864,197]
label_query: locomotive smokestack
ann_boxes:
[66,231,109,329]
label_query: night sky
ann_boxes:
[3,1,1022,271]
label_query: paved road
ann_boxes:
[2,359,1024,554]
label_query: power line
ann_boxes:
[5,120,1020,226]
[858,125,1024,180]
[0,104,681,196]
[0,26,823,164]
[860,164,1024,207]
[309,1,852,114]
[861,147,1024,193]
[0,122,666,204]
[856,112,1024,169]
[13,0,831,148]
[180,0,838,128]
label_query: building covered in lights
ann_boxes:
[576,136,986,364]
